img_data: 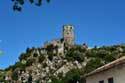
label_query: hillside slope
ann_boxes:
[1,43,125,83]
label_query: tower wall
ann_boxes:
[63,25,74,45]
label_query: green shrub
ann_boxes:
[48,54,53,61]
[19,53,31,61]
[28,74,32,83]
[104,54,116,64]
[26,59,35,66]
[85,58,103,73]
[12,71,18,81]
[62,69,81,83]
[66,49,84,62]
[38,55,45,63]
[12,62,26,71]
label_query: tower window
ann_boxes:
[108,77,114,83]
[70,26,72,30]
[67,32,70,35]
[99,80,104,83]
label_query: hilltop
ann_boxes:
[0,25,125,83]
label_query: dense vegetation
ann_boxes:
[50,44,125,83]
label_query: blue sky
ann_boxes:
[0,0,125,69]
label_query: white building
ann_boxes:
[86,56,125,83]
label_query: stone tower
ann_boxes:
[63,25,74,46]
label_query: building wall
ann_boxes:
[86,64,125,83]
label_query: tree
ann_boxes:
[26,48,32,53]
[19,53,27,61]
[66,47,85,62]
[62,69,81,83]
[104,54,116,64]
[12,0,51,11]
[85,58,103,73]
[19,53,31,61]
